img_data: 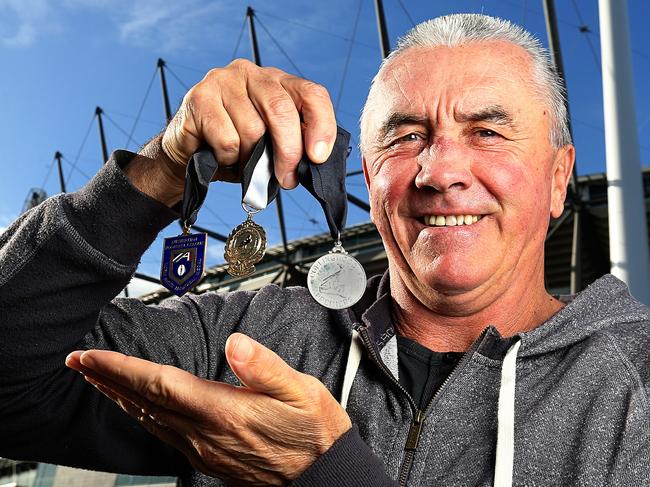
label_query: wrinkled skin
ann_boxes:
[361,42,574,350]
[66,334,351,486]
[68,40,575,484]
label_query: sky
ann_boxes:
[1,0,649,296]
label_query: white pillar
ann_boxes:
[599,0,650,304]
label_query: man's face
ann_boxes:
[362,41,573,310]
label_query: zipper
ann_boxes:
[358,324,491,487]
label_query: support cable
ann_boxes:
[570,0,601,73]
[125,66,158,149]
[202,204,235,230]
[396,0,416,27]
[165,65,191,91]
[61,155,93,182]
[254,16,305,77]
[104,113,143,148]
[335,0,364,112]
[231,16,248,60]
[40,154,57,189]
[166,61,207,74]
[284,190,325,231]
[65,112,96,183]
[104,108,160,127]
[254,9,375,49]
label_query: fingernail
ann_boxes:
[231,335,253,363]
[282,172,297,189]
[313,140,329,162]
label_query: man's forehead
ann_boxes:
[368,42,537,126]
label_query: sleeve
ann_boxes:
[0,151,229,476]
[291,427,398,487]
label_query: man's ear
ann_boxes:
[550,144,576,219]
[362,157,371,189]
[361,157,374,223]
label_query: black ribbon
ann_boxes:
[180,126,351,240]
[296,126,351,241]
[180,149,219,230]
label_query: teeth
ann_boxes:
[425,214,483,226]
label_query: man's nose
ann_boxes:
[414,138,473,192]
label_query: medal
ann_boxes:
[225,135,278,277]
[161,226,207,297]
[225,204,267,277]
[160,149,219,297]
[295,127,366,309]
[308,238,367,310]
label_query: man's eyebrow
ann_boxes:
[378,113,429,140]
[455,106,515,126]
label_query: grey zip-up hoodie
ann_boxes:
[1,152,649,486]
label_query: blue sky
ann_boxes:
[1,0,649,295]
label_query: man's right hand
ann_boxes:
[126,59,337,207]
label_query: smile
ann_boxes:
[422,215,483,227]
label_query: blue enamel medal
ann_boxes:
[160,231,207,296]
[160,149,219,297]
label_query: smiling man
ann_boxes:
[1,13,649,487]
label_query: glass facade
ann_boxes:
[114,474,176,486]
[0,461,176,487]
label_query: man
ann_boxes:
[1,13,649,487]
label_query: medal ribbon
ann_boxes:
[296,126,351,241]
[180,149,220,231]
[240,126,351,240]
[181,126,351,239]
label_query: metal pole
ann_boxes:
[134,272,162,284]
[54,151,66,193]
[246,7,262,66]
[569,210,582,293]
[347,193,371,213]
[542,0,578,195]
[95,106,109,164]
[247,6,290,265]
[158,58,173,123]
[598,0,650,304]
[374,0,391,59]
[191,224,228,243]
[542,0,582,292]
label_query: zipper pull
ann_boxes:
[405,409,424,450]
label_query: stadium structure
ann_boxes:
[2,1,649,486]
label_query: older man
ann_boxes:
[1,13,649,487]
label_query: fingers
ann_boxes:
[72,350,199,411]
[225,333,307,405]
[163,59,337,190]
[281,76,337,164]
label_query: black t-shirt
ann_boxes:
[397,336,464,410]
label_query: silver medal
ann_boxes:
[308,241,366,309]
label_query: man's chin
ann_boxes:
[409,260,494,300]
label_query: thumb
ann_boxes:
[225,333,306,404]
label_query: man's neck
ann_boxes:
[389,271,565,352]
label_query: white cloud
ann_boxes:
[1,0,239,53]
[64,0,238,53]
[0,0,52,47]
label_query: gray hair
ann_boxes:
[359,13,572,154]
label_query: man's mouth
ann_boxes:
[420,214,484,227]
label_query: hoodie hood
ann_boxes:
[517,274,650,357]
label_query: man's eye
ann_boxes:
[393,133,423,145]
[476,129,502,138]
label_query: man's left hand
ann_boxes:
[65,333,352,486]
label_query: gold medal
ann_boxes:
[225,204,267,277]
